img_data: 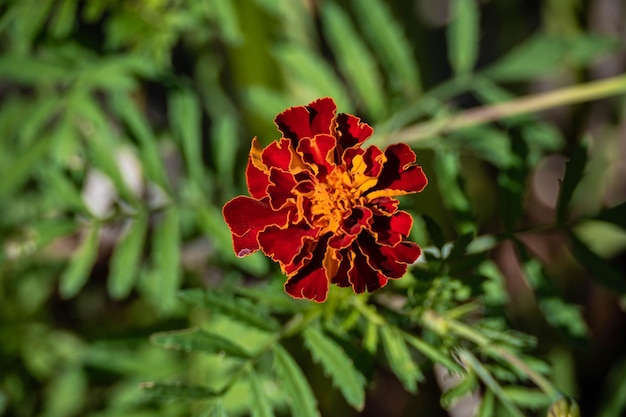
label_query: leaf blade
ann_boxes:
[273,345,319,417]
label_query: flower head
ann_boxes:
[223,98,428,302]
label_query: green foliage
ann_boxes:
[2,0,625,416]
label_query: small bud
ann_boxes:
[547,397,580,417]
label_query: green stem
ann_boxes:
[384,74,626,144]
[423,310,561,399]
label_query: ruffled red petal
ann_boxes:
[348,247,388,293]
[267,167,297,210]
[328,207,373,250]
[370,143,428,195]
[261,138,293,171]
[246,158,270,199]
[275,97,337,143]
[370,210,413,246]
[222,196,291,257]
[358,235,420,279]
[297,134,337,177]
[336,113,374,151]
[258,224,318,268]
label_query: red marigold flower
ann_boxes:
[223,98,428,302]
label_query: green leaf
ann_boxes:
[477,390,495,417]
[150,328,250,358]
[500,386,552,409]
[0,54,69,84]
[208,0,242,45]
[447,0,480,77]
[180,289,280,332]
[110,92,169,189]
[403,333,462,373]
[321,2,386,119]
[457,349,525,417]
[422,215,446,249]
[108,214,148,300]
[211,115,239,187]
[248,370,275,417]
[152,208,181,312]
[447,233,475,261]
[484,33,565,82]
[273,345,319,417]
[441,370,478,409]
[59,224,100,299]
[351,0,421,97]
[50,0,77,38]
[201,400,229,417]
[0,131,51,199]
[140,382,217,401]
[273,44,352,112]
[567,230,626,294]
[380,325,423,393]
[303,327,366,410]
[556,140,588,225]
[169,89,205,185]
[43,366,86,417]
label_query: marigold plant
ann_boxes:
[223,98,428,302]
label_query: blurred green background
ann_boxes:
[1,0,625,416]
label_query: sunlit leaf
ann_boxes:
[303,326,366,410]
[58,224,100,299]
[404,333,462,374]
[273,345,319,417]
[380,325,423,393]
[151,328,250,358]
[108,214,148,300]
[501,386,552,409]
[448,0,480,77]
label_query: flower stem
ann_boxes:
[386,74,626,144]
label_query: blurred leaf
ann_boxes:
[321,2,387,119]
[43,366,86,417]
[567,230,626,294]
[151,328,250,358]
[273,345,319,417]
[0,131,51,199]
[484,33,565,81]
[447,233,475,261]
[596,357,626,417]
[565,34,621,66]
[50,0,77,38]
[180,289,280,332]
[433,150,475,233]
[273,44,352,112]
[458,349,525,417]
[169,89,205,185]
[110,92,170,190]
[152,208,181,312]
[303,326,366,410]
[202,400,229,417]
[59,224,100,299]
[404,333,462,373]
[451,126,513,168]
[140,382,217,400]
[108,214,148,300]
[556,140,588,226]
[422,215,446,249]
[500,386,552,409]
[477,390,495,417]
[596,201,626,231]
[211,115,239,188]
[380,325,423,393]
[539,297,588,340]
[248,370,275,417]
[441,370,478,409]
[207,0,242,45]
[448,0,480,76]
[351,0,421,97]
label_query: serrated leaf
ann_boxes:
[248,370,275,417]
[59,224,100,299]
[447,0,479,77]
[351,0,421,97]
[321,2,386,120]
[567,231,626,294]
[180,289,280,332]
[303,327,366,410]
[169,89,205,185]
[152,208,181,312]
[108,214,147,299]
[403,333,462,373]
[441,369,478,409]
[500,386,552,409]
[273,345,319,417]
[150,328,250,358]
[380,325,423,393]
[556,140,588,225]
[140,382,217,401]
